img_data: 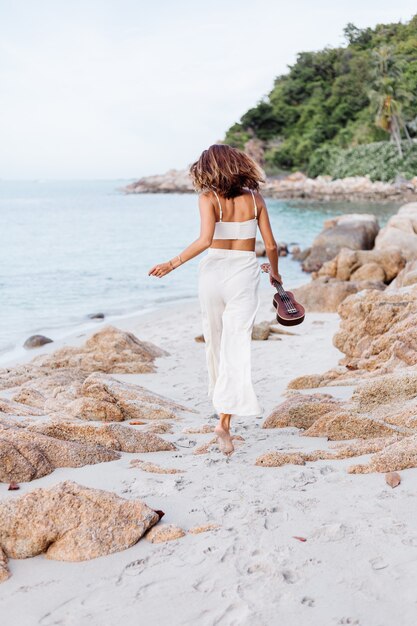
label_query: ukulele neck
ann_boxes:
[272,279,284,292]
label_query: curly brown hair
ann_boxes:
[189,144,265,198]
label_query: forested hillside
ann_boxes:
[224,15,417,180]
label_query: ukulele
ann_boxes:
[261,263,305,326]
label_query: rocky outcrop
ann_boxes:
[0,326,167,390]
[0,481,160,580]
[333,285,417,372]
[301,214,380,272]
[123,169,194,193]
[122,169,417,201]
[262,173,417,201]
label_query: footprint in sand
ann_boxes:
[301,596,315,607]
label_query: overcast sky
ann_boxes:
[0,0,416,180]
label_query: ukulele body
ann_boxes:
[272,291,305,326]
[260,262,305,326]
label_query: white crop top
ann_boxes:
[212,189,258,240]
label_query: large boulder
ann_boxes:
[374,203,417,261]
[301,214,380,272]
[0,481,160,581]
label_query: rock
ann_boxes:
[301,214,379,272]
[302,411,397,440]
[0,425,119,483]
[374,203,417,261]
[255,437,401,468]
[12,370,86,408]
[23,335,53,349]
[0,547,9,583]
[252,322,271,340]
[145,524,186,543]
[0,327,168,391]
[318,247,405,283]
[70,373,189,421]
[292,277,385,313]
[333,285,417,372]
[255,452,306,467]
[194,334,205,342]
[25,373,191,422]
[278,241,289,256]
[130,459,184,474]
[387,259,417,290]
[262,393,342,430]
[385,471,401,488]
[26,422,176,453]
[0,481,159,578]
[40,326,167,374]
[143,422,174,434]
[351,371,417,414]
[292,246,311,262]
[123,169,194,194]
[349,434,417,474]
[183,424,215,434]
[0,397,44,417]
[87,312,105,319]
[349,262,386,282]
[188,523,220,534]
[287,369,346,389]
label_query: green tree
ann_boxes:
[369,45,413,157]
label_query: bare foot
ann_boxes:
[214,424,234,455]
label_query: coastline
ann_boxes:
[122,169,417,203]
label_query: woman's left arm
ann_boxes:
[148,193,215,278]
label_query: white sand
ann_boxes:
[1,291,417,626]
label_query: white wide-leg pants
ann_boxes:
[198,248,262,417]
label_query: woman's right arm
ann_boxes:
[256,192,282,284]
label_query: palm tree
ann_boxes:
[369,46,412,158]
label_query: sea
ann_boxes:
[0,179,400,362]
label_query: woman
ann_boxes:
[148,144,281,455]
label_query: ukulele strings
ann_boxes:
[263,266,298,315]
[275,282,298,314]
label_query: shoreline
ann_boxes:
[1,279,308,369]
[122,169,417,203]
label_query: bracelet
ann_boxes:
[168,255,183,271]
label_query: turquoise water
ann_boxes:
[0,180,400,357]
